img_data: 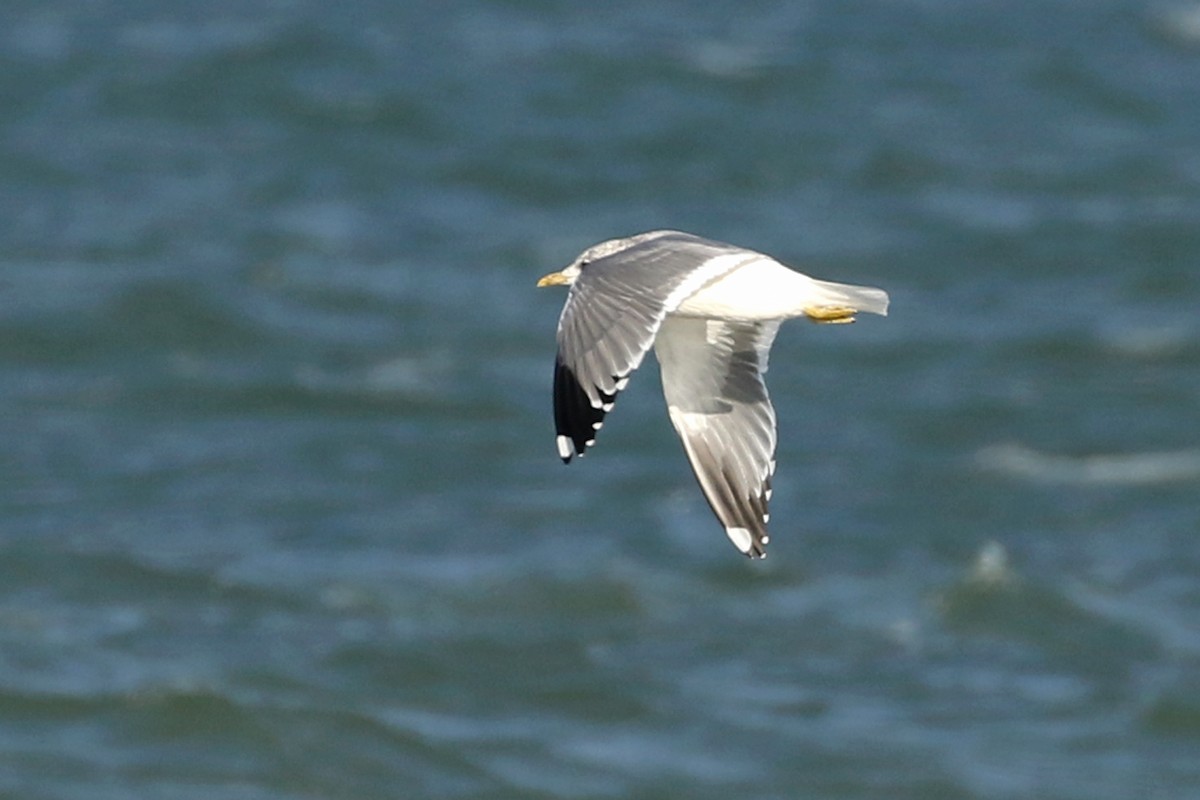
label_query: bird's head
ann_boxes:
[536,235,643,288]
[535,260,582,288]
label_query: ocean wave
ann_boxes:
[976,443,1200,486]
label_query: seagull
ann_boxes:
[537,230,888,558]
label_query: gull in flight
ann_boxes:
[537,230,888,558]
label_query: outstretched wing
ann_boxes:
[654,316,780,558]
[552,232,754,461]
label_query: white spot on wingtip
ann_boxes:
[761,534,770,544]
[764,488,773,501]
[762,513,770,523]
[615,376,629,391]
[601,402,614,412]
[584,439,595,447]
[768,460,776,475]
[726,526,753,554]
[592,421,603,430]
[556,436,572,460]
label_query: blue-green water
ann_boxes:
[3,2,1200,798]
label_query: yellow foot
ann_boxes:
[803,305,857,324]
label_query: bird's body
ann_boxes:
[537,230,888,558]
[676,256,870,320]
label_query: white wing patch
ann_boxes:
[725,527,754,554]
[662,252,756,312]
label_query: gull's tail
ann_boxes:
[808,278,890,316]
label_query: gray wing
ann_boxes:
[553,231,754,462]
[654,316,781,558]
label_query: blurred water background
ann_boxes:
[2,1,1200,798]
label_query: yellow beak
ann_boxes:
[536,270,569,287]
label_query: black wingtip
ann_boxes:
[553,360,617,459]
